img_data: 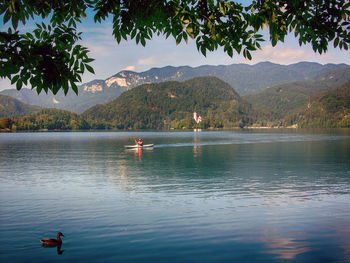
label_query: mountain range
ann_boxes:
[1,62,350,130]
[1,62,347,113]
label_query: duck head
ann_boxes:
[57,232,65,238]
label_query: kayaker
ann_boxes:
[133,137,143,146]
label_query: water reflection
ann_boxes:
[41,244,65,255]
[134,148,143,161]
[260,229,310,259]
[335,220,350,259]
[193,134,202,158]
[112,159,137,193]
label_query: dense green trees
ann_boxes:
[14,108,90,130]
[0,118,14,131]
[283,81,350,128]
[245,66,350,124]
[1,0,349,95]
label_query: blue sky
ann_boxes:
[1,4,349,91]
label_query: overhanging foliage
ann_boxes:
[1,0,349,95]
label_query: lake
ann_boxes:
[0,130,350,263]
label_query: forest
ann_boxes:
[283,81,350,128]
[4,109,90,131]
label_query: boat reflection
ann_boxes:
[134,148,143,160]
[124,147,154,161]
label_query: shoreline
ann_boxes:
[2,127,350,133]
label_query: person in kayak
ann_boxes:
[133,137,143,146]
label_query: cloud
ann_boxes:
[239,44,314,65]
[82,42,112,57]
[122,66,136,71]
[262,45,310,60]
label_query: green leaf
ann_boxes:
[271,37,277,46]
[183,31,188,43]
[115,31,121,43]
[140,36,146,46]
[85,64,95,74]
[131,29,137,39]
[36,85,42,94]
[176,34,182,45]
[16,79,22,90]
[334,37,339,48]
[30,77,37,87]
[34,29,41,38]
[83,58,95,63]
[227,46,233,57]
[3,10,11,24]
[12,15,19,30]
[63,80,69,95]
[121,30,127,40]
[71,81,78,95]
[69,56,74,68]
[246,50,252,60]
[11,75,19,85]
[200,45,207,56]
[80,62,85,73]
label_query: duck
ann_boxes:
[40,232,64,246]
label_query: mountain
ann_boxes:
[1,62,347,113]
[283,81,350,128]
[0,95,41,117]
[244,66,350,123]
[106,62,346,95]
[82,77,256,129]
[0,80,127,114]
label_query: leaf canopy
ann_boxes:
[0,0,349,94]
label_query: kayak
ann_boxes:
[124,144,154,149]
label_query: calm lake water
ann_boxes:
[0,130,350,263]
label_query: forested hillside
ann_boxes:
[0,95,41,117]
[82,77,256,129]
[245,66,350,124]
[283,81,350,128]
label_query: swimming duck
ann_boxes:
[40,232,64,246]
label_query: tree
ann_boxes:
[0,117,14,130]
[1,0,349,95]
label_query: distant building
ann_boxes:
[193,111,202,124]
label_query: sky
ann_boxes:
[1,4,350,91]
